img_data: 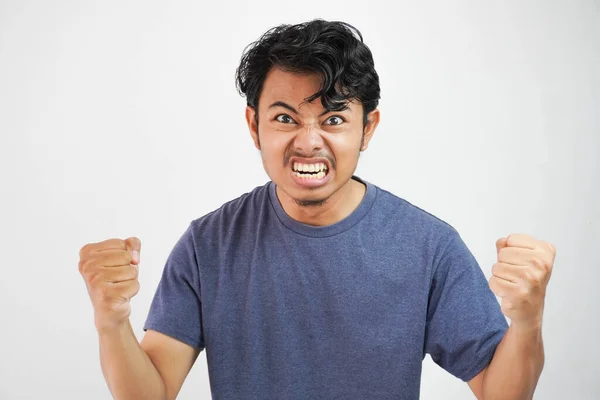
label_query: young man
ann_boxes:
[79,20,556,399]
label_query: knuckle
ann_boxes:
[117,239,128,251]
[522,269,535,283]
[79,243,90,258]
[526,269,543,287]
[518,285,530,297]
[79,259,94,274]
[116,249,131,265]
[498,248,510,260]
[506,234,515,246]
[97,285,112,300]
[78,259,85,273]
[497,251,504,262]
[531,256,544,270]
[492,262,502,275]
[104,249,130,266]
[542,240,556,254]
[88,271,100,285]
[540,256,554,272]
[107,238,124,247]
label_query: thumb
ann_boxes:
[496,237,508,254]
[125,237,142,265]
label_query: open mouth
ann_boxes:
[292,162,329,180]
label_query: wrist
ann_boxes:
[510,319,543,337]
[95,315,131,337]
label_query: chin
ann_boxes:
[270,163,349,205]
[286,180,338,206]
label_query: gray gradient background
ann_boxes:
[0,1,598,399]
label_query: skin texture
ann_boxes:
[245,69,557,398]
[245,67,380,226]
[468,234,555,399]
[79,68,556,400]
[79,238,199,400]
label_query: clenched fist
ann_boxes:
[79,237,142,332]
[489,233,556,329]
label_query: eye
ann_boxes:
[275,114,296,124]
[324,116,345,126]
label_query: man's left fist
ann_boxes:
[489,234,556,328]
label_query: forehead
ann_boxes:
[260,68,321,104]
[259,67,359,112]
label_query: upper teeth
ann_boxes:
[293,162,328,172]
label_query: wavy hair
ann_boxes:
[235,19,381,126]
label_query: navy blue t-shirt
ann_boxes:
[144,177,508,399]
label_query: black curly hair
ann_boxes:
[235,19,381,127]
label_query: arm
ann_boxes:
[468,323,544,400]
[140,330,201,399]
[469,233,555,400]
[78,236,201,400]
[98,321,166,400]
[99,322,200,400]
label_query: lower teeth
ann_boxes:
[295,171,326,179]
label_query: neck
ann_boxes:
[276,178,366,226]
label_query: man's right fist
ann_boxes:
[78,237,142,332]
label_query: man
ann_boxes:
[78,19,556,399]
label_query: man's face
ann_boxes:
[245,67,379,206]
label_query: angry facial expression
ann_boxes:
[246,67,379,207]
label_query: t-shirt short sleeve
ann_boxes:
[143,224,204,350]
[424,231,508,382]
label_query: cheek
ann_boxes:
[259,133,288,164]
[328,134,363,164]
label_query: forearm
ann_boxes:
[482,323,544,400]
[98,320,166,400]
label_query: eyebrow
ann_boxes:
[268,101,349,117]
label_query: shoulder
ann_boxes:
[372,184,458,241]
[187,181,271,240]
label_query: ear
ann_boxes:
[246,106,260,150]
[360,109,380,152]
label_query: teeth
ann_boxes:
[292,162,328,173]
[294,171,327,179]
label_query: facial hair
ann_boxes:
[294,198,327,207]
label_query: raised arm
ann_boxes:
[79,237,200,400]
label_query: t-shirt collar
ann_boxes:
[267,175,378,237]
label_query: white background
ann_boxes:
[1,0,598,399]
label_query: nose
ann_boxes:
[293,125,324,155]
